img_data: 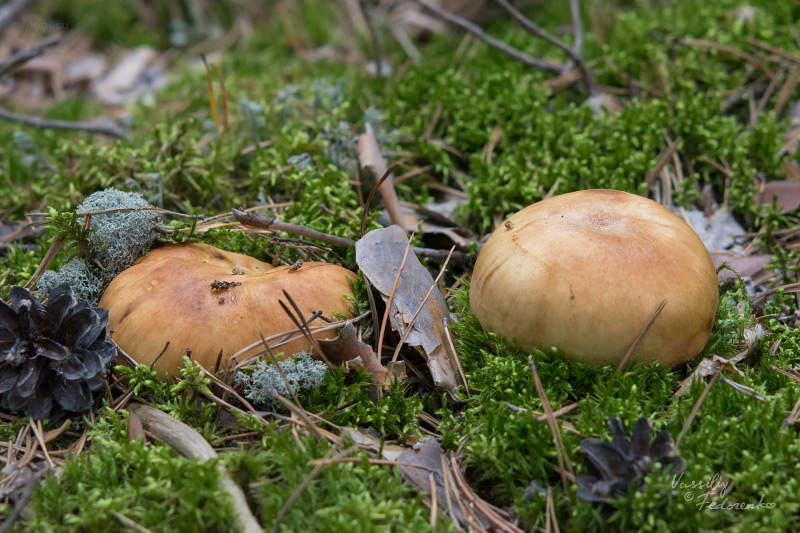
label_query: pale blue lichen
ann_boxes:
[76,187,156,274]
[36,258,103,304]
[237,352,328,406]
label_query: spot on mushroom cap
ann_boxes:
[99,243,355,375]
[469,190,719,368]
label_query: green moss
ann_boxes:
[24,409,236,533]
[4,0,800,530]
[222,428,451,533]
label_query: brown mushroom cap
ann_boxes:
[469,189,719,368]
[99,243,355,375]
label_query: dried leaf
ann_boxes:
[355,226,461,392]
[316,321,388,387]
[0,461,48,500]
[358,124,406,230]
[673,355,744,398]
[339,426,405,459]
[397,439,520,531]
[91,46,161,105]
[712,253,773,282]
[128,410,146,442]
[397,440,472,527]
[756,181,800,213]
[376,204,476,249]
[675,209,745,252]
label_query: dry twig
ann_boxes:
[0,108,126,138]
[232,208,356,248]
[126,402,261,533]
[493,0,594,93]
[0,35,60,77]
[414,0,561,74]
[0,0,35,35]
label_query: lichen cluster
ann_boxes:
[237,351,328,406]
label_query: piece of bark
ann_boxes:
[126,402,261,533]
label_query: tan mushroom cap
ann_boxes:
[99,243,355,375]
[469,189,719,368]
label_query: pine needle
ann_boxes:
[200,54,221,133]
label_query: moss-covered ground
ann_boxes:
[2,0,800,531]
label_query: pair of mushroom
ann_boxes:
[105,190,718,374]
[100,243,354,375]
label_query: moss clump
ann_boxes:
[222,426,451,533]
[24,409,236,532]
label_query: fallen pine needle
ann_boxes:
[677,366,722,446]
[529,360,574,492]
[618,299,668,371]
[272,444,357,533]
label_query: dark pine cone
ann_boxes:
[577,417,684,503]
[0,284,116,420]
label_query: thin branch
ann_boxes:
[0,108,126,138]
[493,0,593,92]
[358,0,383,77]
[414,0,562,74]
[570,0,584,57]
[0,35,60,77]
[0,0,35,35]
[232,208,356,248]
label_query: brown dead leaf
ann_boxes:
[339,426,405,460]
[756,181,800,212]
[397,440,469,526]
[712,253,773,283]
[676,208,745,252]
[355,226,462,393]
[316,321,389,388]
[397,439,523,532]
[358,123,406,231]
[92,46,162,105]
[0,461,48,500]
[377,204,477,249]
[128,410,147,442]
[673,355,744,398]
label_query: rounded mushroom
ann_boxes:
[469,189,719,368]
[99,243,355,375]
